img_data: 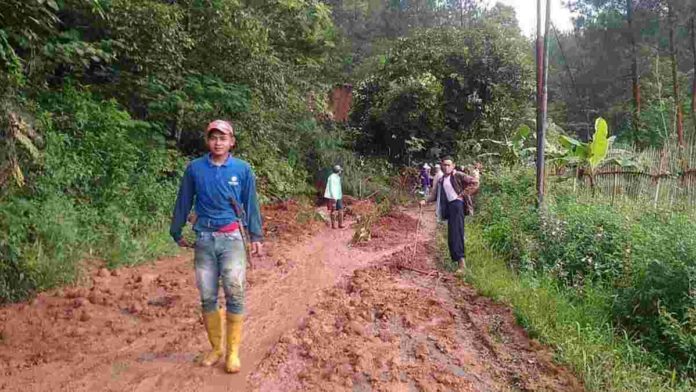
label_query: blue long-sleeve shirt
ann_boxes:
[170,154,263,242]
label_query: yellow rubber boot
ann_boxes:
[225,313,244,373]
[201,309,224,366]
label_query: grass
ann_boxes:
[452,223,694,392]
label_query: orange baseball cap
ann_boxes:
[206,120,234,136]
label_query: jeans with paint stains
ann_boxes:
[194,231,246,314]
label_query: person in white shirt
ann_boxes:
[324,165,345,229]
[421,157,479,271]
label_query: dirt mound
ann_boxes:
[249,266,473,392]
[343,198,374,217]
[0,261,201,385]
[262,200,323,243]
[355,209,420,251]
[379,241,437,271]
[250,239,582,392]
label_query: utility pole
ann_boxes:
[536,0,550,207]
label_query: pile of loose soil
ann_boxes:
[262,200,324,243]
[249,244,583,392]
[354,209,421,251]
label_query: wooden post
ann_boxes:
[573,166,578,193]
[612,169,618,205]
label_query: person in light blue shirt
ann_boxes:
[324,165,345,228]
[170,120,262,374]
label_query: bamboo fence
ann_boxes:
[547,139,696,209]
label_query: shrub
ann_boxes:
[0,87,182,303]
[476,166,696,377]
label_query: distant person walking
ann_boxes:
[324,165,345,229]
[421,157,479,271]
[419,163,432,196]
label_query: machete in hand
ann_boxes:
[229,196,254,269]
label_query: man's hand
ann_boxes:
[177,238,192,248]
[251,241,263,256]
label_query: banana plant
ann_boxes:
[479,124,537,167]
[553,117,627,192]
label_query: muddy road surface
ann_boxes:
[0,203,583,391]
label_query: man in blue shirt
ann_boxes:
[170,119,263,374]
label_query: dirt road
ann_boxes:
[0,203,583,391]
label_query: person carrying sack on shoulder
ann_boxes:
[169,120,263,374]
[421,157,479,271]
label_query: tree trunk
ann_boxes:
[668,1,684,147]
[691,16,696,139]
[627,0,641,135]
[589,173,596,197]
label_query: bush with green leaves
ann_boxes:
[0,87,182,302]
[351,25,533,163]
[477,167,696,377]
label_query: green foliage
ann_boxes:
[0,0,60,45]
[0,195,80,302]
[327,0,486,69]
[107,0,192,84]
[147,75,251,146]
[263,0,336,67]
[0,107,43,192]
[0,29,24,91]
[0,87,181,302]
[351,25,533,163]
[555,117,616,169]
[41,29,118,73]
[550,1,696,147]
[299,124,394,199]
[589,118,610,168]
[617,55,693,149]
[0,0,347,304]
[461,224,693,391]
[613,213,696,371]
[477,167,696,378]
[182,0,267,79]
[350,197,393,245]
[480,124,535,167]
[0,0,60,93]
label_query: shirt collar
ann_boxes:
[206,153,233,167]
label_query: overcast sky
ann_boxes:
[486,0,577,36]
